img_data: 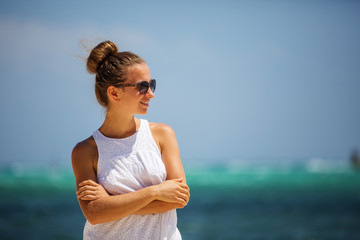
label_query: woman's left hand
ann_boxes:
[76,179,109,201]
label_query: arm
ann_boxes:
[134,123,190,215]
[77,124,190,215]
[78,180,187,215]
[72,138,189,224]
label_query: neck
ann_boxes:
[99,109,139,139]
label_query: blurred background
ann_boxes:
[0,0,359,239]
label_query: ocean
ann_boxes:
[1,158,359,240]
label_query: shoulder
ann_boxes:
[71,136,98,187]
[71,136,98,165]
[148,122,179,154]
[148,122,177,139]
[149,122,184,180]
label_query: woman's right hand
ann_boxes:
[153,178,190,205]
[77,179,110,201]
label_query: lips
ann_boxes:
[140,101,149,107]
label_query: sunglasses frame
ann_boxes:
[115,79,156,95]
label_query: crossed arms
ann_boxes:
[71,123,190,225]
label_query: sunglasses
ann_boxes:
[115,79,156,95]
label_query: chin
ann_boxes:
[137,110,148,115]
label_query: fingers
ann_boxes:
[77,190,92,199]
[76,180,101,200]
[177,182,190,195]
[174,178,183,183]
[175,185,190,204]
[173,180,190,203]
[175,193,189,206]
[77,186,96,196]
[169,179,189,190]
[78,179,98,187]
[78,193,98,201]
[179,183,190,192]
[178,193,189,204]
[77,188,104,201]
[174,180,189,189]
[76,185,97,196]
[81,196,96,201]
[178,186,190,198]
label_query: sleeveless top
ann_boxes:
[83,119,181,240]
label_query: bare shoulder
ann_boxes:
[149,122,184,181]
[148,122,179,155]
[71,136,98,165]
[71,136,98,185]
[149,122,176,138]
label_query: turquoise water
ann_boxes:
[1,159,360,239]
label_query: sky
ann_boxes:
[0,0,359,168]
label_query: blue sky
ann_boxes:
[0,0,359,168]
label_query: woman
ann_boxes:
[71,40,190,239]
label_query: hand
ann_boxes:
[77,179,109,201]
[154,178,190,206]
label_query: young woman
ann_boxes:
[71,40,190,239]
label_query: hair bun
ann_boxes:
[86,40,118,74]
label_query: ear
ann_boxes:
[107,86,122,103]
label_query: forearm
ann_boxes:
[134,200,185,215]
[78,179,189,224]
[82,186,156,225]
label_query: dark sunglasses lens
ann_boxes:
[138,83,148,94]
[150,79,156,93]
[138,80,156,94]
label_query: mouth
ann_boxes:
[140,101,149,107]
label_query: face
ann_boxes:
[116,63,155,115]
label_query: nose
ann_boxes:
[146,87,155,98]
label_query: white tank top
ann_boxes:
[83,119,181,240]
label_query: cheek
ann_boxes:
[131,95,144,108]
